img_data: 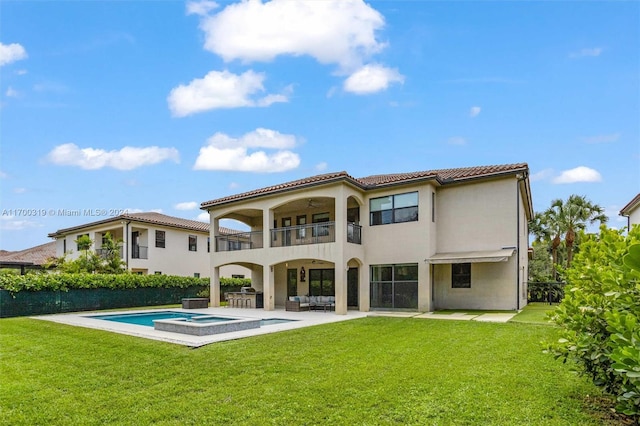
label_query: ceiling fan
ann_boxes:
[306,198,320,209]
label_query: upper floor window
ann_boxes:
[76,234,90,251]
[370,192,418,226]
[207,237,210,253]
[188,235,197,251]
[312,212,330,237]
[155,230,166,248]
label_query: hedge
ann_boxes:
[0,273,251,294]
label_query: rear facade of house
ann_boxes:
[202,163,533,315]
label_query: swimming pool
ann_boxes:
[89,311,223,327]
[88,311,297,336]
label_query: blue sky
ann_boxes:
[1,0,638,251]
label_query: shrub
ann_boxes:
[0,273,209,294]
[545,225,640,418]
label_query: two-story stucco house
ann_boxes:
[202,163,533,315]
[620,193,640,230]
[48,212,249,278]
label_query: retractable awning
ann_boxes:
[426,248,516,264]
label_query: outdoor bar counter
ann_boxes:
[226,291,264,309]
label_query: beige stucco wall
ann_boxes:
[207,174,530,313]
[53,222,249,278]
[628,207,640,228]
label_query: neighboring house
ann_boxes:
[202,163,533,315]
[48,212,249,278]
[0,241,56,274]
[620,193,640,230]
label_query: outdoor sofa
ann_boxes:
[285,295,335,311]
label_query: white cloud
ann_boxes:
[175,201,199,210]
[5,87,20,98]
[529,168,554,182]
[447,137,467,145]
[552,166,602,184]
[0,170,7,178]
[186,0,218,16]
[167,70,288,117]
[569,47,603,59]
[0,216,42,231]
[228,182,240,189]
[196,212,210,222]
[122,208,163,214]
[343,64,404,94]
[13,187,27,194]
[583,133,620,144]
[469,106,481,117]
[194,128,300,173]
[197,0,386,71]
[0,42,27,67]
[315,162,328,171]
[46,143,180,170]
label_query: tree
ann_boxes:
[98,232,125,273]
[534,195,608,277]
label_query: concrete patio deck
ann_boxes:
[35,307,516,348]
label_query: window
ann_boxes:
[370,192,418,225]
[312,212,330,237]
[194,273,200,278]
[76,234,89,251]
[232,274,245,279]
[63,239,67,254]
[370,263,418,309]
[207,237,210,253]
[155,230,166,248]
[296,215,307,239]
[188,235,197,251]
[431,192,435,222]
[154,271,162,275]
[309,269,335,296]
[452,263,471,288]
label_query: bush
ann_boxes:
[0,273,210,294]
[545,225,640,418]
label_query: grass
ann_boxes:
[0,315,619,425]
[510,302,559,325]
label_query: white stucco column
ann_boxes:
[334,258,347,315]
[418,261,431,312]
[263,265,275,311]
[262,208,273,250]
[210,266,220,307]
[334,189,347,315]
[359,264,370,311]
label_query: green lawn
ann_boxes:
[0,316,619,425]
[510,302,559,325]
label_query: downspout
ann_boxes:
[515,171,528,310]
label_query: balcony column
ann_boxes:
[263,264,275,311]
[210,266,221,307]
[211,215,219,252]
[262,208,273,249]
[334,189,347,315]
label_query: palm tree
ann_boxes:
[540,202,566,280]
[561,194,608,267]
[544,195,608,271]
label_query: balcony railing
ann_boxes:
[347,222,362,244]
[95,246,124,259]
[216,231,263,252]
[271,222,335,247]
[131,245,148,259]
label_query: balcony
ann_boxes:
[347,223,362,244]
[271,222,335,247]
[131,245,148,259]
[96,246,124,259]
[216,231,263,252]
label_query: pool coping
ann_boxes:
[33,307,369,348]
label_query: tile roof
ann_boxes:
[48,212,211,238]
[0,241,57,266]
[201,163,529,208]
